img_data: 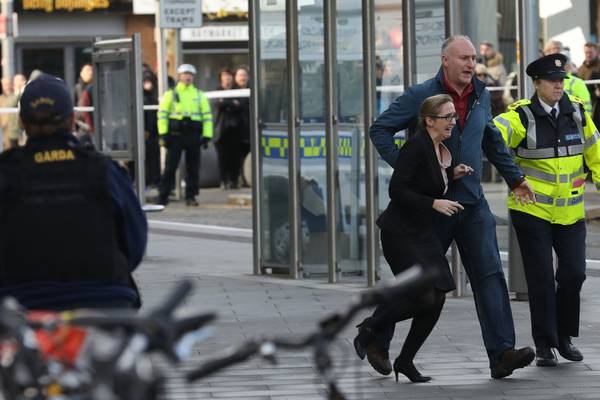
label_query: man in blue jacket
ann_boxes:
[363,35,536,379]
[0,74,147,310]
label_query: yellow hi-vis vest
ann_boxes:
[157,82,213,138]
[564,73,592,114]
[493,95,600,225]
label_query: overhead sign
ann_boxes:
[181,24,248,42]
[160,0,203,28]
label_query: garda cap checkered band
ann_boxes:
[19,73,74,124]
[526,53,568,80]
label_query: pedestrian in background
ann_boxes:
[475,63,505,116]
[0,74,147,310]
[157,64,213,206]
[0,77,18,150]
[355,94,473,383]
[366,35,535,380]
[234,66,250,186]
[577,42,600,129]
[143,71,160,187]
[494,53,600,367]
[214,67,243,189]
[5,74,27,148]
[478,41,507,85]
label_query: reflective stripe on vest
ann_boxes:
[521,105,537,148]
[534,192,584,207]
[495,116,513,143]
[521,165,584,184]
[516,102,585,159]
[586,129,600,149]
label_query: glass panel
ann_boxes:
[259,1,291,271]
[22,48,64,79]
[374,0,403,281]
[296,2,328,279]
[96,60,131,152]
[336,0,366,283]
[414,0,445,83]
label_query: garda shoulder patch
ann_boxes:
[34,149,76,164]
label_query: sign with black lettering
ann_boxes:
[160,0,202,29]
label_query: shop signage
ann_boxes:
[134,0,247,15]
[16,0,132,13]
[160,0,203,29]
[181,24,248,42]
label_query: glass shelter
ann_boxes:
[249,0,538,290]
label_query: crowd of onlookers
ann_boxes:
[474,39,600,130]
[0,62,251,191]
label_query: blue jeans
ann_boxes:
[374,197,515,366]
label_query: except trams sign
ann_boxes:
[160,0,203,29]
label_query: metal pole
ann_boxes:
[324,0,339,284]
[155,0,168,96]
[510,0,538,300]
[174,29,183,69]
[402,0,417,88]
[132,33,146,206]
[286,0,301,280]
[445,0,467,297]
[362,0,378,287]
[444,0,463,37]
[1,0,14,79]
[249,0,263,276]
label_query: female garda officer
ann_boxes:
[493,53,600,367]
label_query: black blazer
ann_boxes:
[377,130,451,238]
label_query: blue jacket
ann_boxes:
[370,69,523,204]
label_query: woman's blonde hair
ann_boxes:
[419,94,454,128]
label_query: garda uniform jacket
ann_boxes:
[370,68,524,205]
[157,82,213,138]
[494,93,600,225]
[0,132,147,309]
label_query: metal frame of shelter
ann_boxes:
[249,0,538,292]
[91,34,146,205]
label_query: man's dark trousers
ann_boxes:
[159,130,200,200]
[373,197,516,366]
[510,210,586,348]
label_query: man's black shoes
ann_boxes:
[557,337,583,362]
[491,347,535,379]
[535,346,558,367]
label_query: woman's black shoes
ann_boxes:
[353,319,392,376]
[393,358,431,383]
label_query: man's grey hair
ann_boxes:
[441,35,474,56]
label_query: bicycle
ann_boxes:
[0,280,215,400]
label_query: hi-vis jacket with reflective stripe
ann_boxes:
[564,72,592,114]
[157,82,213,138]
[493,93,600,225]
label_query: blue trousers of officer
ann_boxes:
[510,210,586,349]
[373,197,516,366]
[159,131,200,200]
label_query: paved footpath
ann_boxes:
[137,221,600,400]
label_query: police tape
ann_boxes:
[0,88,251,114]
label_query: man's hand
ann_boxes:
[512,179,536,205]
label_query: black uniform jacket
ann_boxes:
[377,129,451,237]
[377,129,455,292]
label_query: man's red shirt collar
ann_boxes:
[442,73,474,128]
